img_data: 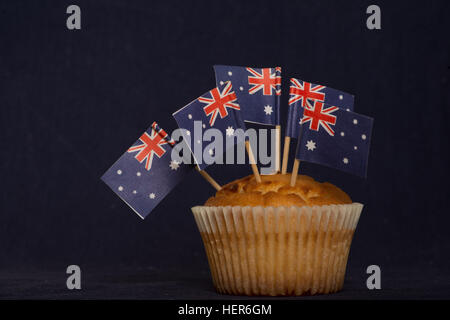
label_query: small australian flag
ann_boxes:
[214,65,281,126]
[172,81,246,170]
[101,122,192,219]
[295,101,373,177]
[286,77,354,139]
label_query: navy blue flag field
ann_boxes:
[214,65,281,126]
[172,82,246,170]
[101,122,192,219]
[295,101,373,177]
[286,78,355,139]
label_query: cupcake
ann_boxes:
[191,173,363,296]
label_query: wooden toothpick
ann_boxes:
[245,140,261,183]
[281,136,291,174]
[290,159,300,187]
[195,167,221,191]
[275,125,281,173]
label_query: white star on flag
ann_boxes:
[306,140,316,151]
[226,126,235,136]
[169,160,180,170]
[264,105,273,115]
[149,193,156,199]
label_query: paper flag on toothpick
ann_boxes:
[295,101,373,177]
[214,65,282,173]
[101,122,192,219]
[172,81,247,171]
[214,65,281,126]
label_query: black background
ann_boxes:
[1,0,449,299]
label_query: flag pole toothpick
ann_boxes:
[281,136,290,174]
[245,140,261,183]
[275,125,281,173]
[195,167,222,191]
[290,159,300,187]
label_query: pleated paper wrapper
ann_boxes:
[192,203,363,296]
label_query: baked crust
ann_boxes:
[204,174,351,207]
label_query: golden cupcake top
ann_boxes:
[204,173,352,207]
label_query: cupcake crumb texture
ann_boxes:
[204,174,352,207]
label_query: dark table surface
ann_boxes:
[1,265,449,300]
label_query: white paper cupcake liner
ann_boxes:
[192,203,363,296]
